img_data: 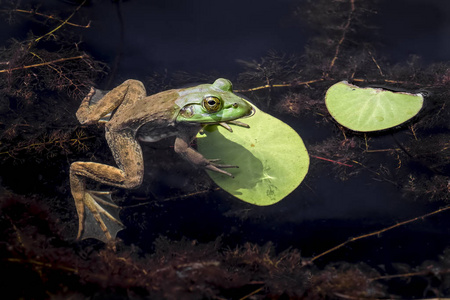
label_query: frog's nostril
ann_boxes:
[232,103,238,108]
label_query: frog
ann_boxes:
[70,78,254,242]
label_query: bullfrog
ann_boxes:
[70,78,254,242]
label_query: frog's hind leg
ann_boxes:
[76,79,146,125]
[70,129,144,242]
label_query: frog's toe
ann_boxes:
[206,160,238,177]
[218,122,233,132]
[217,120,250,132]
[79,190,125,243]
[227,120,250,128]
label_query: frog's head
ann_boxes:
[175,78,254,124]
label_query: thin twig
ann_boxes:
[6,258,78,274]
[371,268,450,282]
[368,50,384,76]
[325,0,355,76]
[33,0,87,44]
[305,205,450,265]
[311,155,353,167]
[235,78,324,93]
[11,8,90,28]
[240,286,265,300]
[123,188,222,209]
[0,55,87,73]
[351,160,398,185]
[237,76,425,93]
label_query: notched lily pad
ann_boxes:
[325,81,424,132]
[197,105,309,206]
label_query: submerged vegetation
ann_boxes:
[0,0,449,298]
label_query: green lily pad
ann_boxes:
[197,105,309,206]
[325,81,424,132]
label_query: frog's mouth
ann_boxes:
[244,105,256,118]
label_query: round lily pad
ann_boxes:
[197,104,309,206]
[325,81,424,132]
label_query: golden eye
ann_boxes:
[202,96,222,113]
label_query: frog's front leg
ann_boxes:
[70,129,144,242]
[174,130,237,177]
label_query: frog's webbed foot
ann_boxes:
[218,120,250,132]
[78,190,125,243]
[206,159,238,177]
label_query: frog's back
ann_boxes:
[107,89,180,132]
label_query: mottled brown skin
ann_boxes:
[70,79,250,242]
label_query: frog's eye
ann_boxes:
[202,96,222,113]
